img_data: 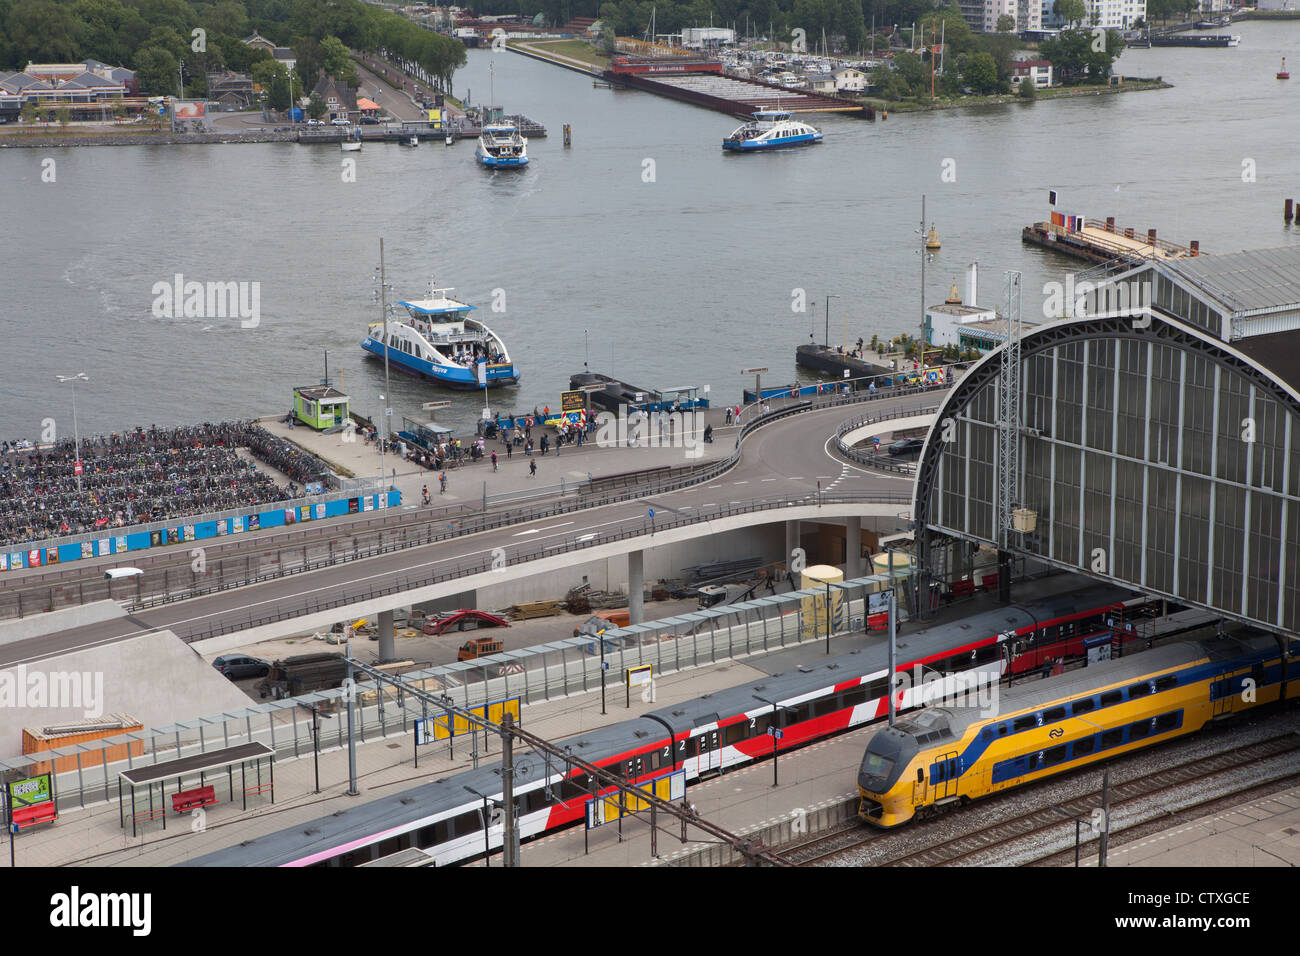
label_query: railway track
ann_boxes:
[792,732,1300,867]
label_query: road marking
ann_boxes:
[734,480,748,485]
[761,478,776,482]
[576,534,596,542]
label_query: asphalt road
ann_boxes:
[0,392,938,667]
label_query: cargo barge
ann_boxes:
[795,344,892,380]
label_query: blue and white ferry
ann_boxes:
[475,124,528,167]
[722,110,823,152]
[361,284,519,389]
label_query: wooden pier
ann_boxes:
[1022,216,1202,265]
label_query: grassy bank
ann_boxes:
[510,38,611,70]
[868,78,1169,113]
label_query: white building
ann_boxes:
[1257,0,1298,9]
[1080,0,1146,29]
[681,27,735,49]
[1010,58,1053,87]
[957,0,1041,33]
[925,265,1040,354]
[833,67,869,92]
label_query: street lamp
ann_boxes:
[752,694,791,788]
[824,294,839,349]
[296,701,322,793]
[55,373,88,494]
[464,784,500,866]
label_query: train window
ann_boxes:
[1101,729,1123,749]
[1154,675,1177,692]
[1100,691,1123,708]
[433,820,452,844]
[1072,697,1096,715]
[1072,737,1095,758]
[723,722,747,746]
[416,825,437,849]
[453,810,481,836]
[977,644,1002,665]
[842,686,869,709]
[981,728,994,742]
[934,763,945,781]
[338,847,374,867]
[1026,753,1042,771]
[997,723,1009,736]
[752,715,771,737]
[1128,721,1151,741]
[646,749,662,772]
[1058,622,1076,641]
[1045,746,1067,765]
[813,697,837,718]
[1128,683,1151,699]
[1012,715,1036,732]
[866,679,889,700]
[377,837,401,859]
[1154,712,1180,733]
[792,703,813,724]
[1044,707,1067,722]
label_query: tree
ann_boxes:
[133,45,180,95]
[1054,0,1086,28]
[306,91,326,119]
[599,19,615,53]
[1017,75,1036,98]
[320,34,357,85]
[996,13,1014,32]
[5,0,81,64]
[962,51,998,93]
[252,58,291,110]
[56,104,71,126]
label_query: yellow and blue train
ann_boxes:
[857,632,1298,827]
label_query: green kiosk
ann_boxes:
[293,385,350,431]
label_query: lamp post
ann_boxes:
[753,694,790,788]
[374,240,394,495]
[1049,805,1085,867]
[297,702,321,793]
[824,294,839,349]
[464,784,499,866]
[55,373,88,494]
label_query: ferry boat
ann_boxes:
[340,128,362,151]
[722,110,822,152]
[476,124,528,167]
[361,283,519,389]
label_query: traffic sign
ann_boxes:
[602,661,609,670]
[768,727,784,739]
[648,508,654,519]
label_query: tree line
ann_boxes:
[0,0,465,100]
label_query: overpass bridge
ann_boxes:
[0,389,944,665]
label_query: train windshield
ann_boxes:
[860,750,894,779]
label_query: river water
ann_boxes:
[3,21,1297,439]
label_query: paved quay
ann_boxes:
[18,634,838,867]
[1105,786,1300,868]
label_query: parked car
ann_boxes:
[422,609,511,636]
[306,118,323,126]
[213,655,271,680]
[360,116,379,124]
[330,117,351,126]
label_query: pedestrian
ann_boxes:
[439,472,447,494]
[506,442,512,459]
[422,484,430,505]
[529,459,537,478]
[491,451,498,471]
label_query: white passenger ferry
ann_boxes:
[722,110,823,152]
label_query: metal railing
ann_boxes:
[3,575,905,817]
[833,404,940,474]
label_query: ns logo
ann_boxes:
[1048,727,1064,739]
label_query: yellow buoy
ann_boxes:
[926,224,941,250]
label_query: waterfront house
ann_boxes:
[1010,59,1053,88]
[207,71,255,110]
[312,73,358,122]
[834,67,869,92]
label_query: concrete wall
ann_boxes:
[473,524,786,609]
[0,601,125,647]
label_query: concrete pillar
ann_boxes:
[628,549,644,626]
[378,609,395,662]
[785,520,801,565]
[845,516,862,579]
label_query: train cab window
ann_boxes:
[981,727,994,742]
[1154,675,1177,692]
[1043,707,1066,722]
[1072,697,1096,716]
[1128,682,1151,699]
[1072,737,1095,758]
[1045,746,1067,765]
[1012,715,1036,732]
[1100,691,1123,708]
[1100,729,1123,749]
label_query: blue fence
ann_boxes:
[1,489,402,573]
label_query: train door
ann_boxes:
[911,765,928,807]
[694,730,721,776]
[933,751,960,801]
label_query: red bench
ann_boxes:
[171,785,217,814]
[866,612,890,632]
[11,802,56,830]
[981,573,1000,591]
[949,579,975,599]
